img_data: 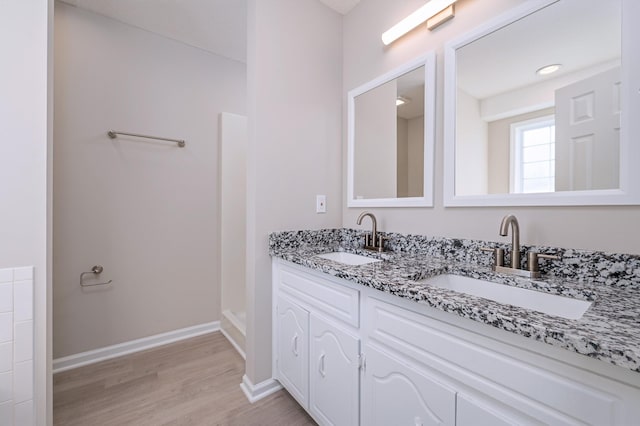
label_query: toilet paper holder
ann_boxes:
[80,265,113,287]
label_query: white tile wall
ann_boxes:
[13,322,32,364]
[0,267,34,426]
[14,400,33,426]
[0,400,13,425]
[0,313,11,344]
[0,371,12,403]
[0,284,12,313]
[0,343,12,373]
[13,361,33,404]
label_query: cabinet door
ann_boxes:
[362,345,456,426]
[456,393,542,426]
[309,314,360,426]
[276,296,309,407]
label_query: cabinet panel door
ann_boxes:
[456,393,543,426]
[362,345,456,426]
[309,314,360,426]
[276,296,309,407]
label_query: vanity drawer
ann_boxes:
[278,264,359,327]
[365,296,620,426]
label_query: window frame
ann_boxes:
[509,114,556,194]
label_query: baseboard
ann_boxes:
[220,327,246,360]
[221,310,246,359]
[222,309,246,335]
[240,374,282,403]
[52,321,220,374]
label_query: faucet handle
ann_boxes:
[376,235,389,252]
[481,247,505,267]
[527,252,560,273]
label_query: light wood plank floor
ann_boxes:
[53,332,316,425]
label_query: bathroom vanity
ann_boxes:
[270,229,640,426]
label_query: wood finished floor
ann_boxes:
[53,332,316,426]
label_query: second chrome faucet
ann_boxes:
[357,211,386,252]
[484,214,558,279]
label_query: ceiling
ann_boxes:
[456,0,621,100]
[318,0,360,15]
[58,0,359,64]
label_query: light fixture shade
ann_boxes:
[382,0,457,45]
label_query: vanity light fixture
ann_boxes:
[536,64,562,76]
[382,0,457,46]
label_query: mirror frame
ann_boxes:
[443,0,640,206]
[348,52,436,207]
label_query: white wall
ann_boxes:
[397,117,409,197]
[343,0,640,254]
[354,79,397,198]
[0,1,52,424]
[456,89,488,196]
[407,115,424,197]
[220,112,248,353]
[246,0,343,386]
[220,113,248,318]
[53,3,246,358]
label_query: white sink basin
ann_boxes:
[416,274,591,320]
[316,252,382,266]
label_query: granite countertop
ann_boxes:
[271,237,640,374]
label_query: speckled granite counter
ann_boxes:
[270,229,640,373]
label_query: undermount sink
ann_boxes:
[316,252,382,266]
[416,274,591,320]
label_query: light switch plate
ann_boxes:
[316,195,326,213]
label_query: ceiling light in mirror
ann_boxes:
[396,96,411,106]
[536,64,562,76]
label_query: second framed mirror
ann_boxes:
[347,52,436,207]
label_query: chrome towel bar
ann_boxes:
[107,130,186,148]
[80,265,113,287]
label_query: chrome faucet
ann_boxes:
[499,214,521,270]
[481,214,559,278]
[357,211,385,252]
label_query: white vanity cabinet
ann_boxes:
[361,344,456,426]
[275,295,309,406]
[309,314,360,425]
[272,259,640,426]
[273,260,361,426]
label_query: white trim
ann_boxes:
[222,309,246,335]
[240,374,283,404]
[52,321,220,374]
[347,51,436,208]
[220,311,246,361]
[443,0,640,206]
[220,328,246,360]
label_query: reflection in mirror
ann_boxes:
[354,66,425,199]
[454,0,621,196]
[348,52,435,207]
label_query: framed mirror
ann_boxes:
[443,0,640,206]
[348,52,436,207]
